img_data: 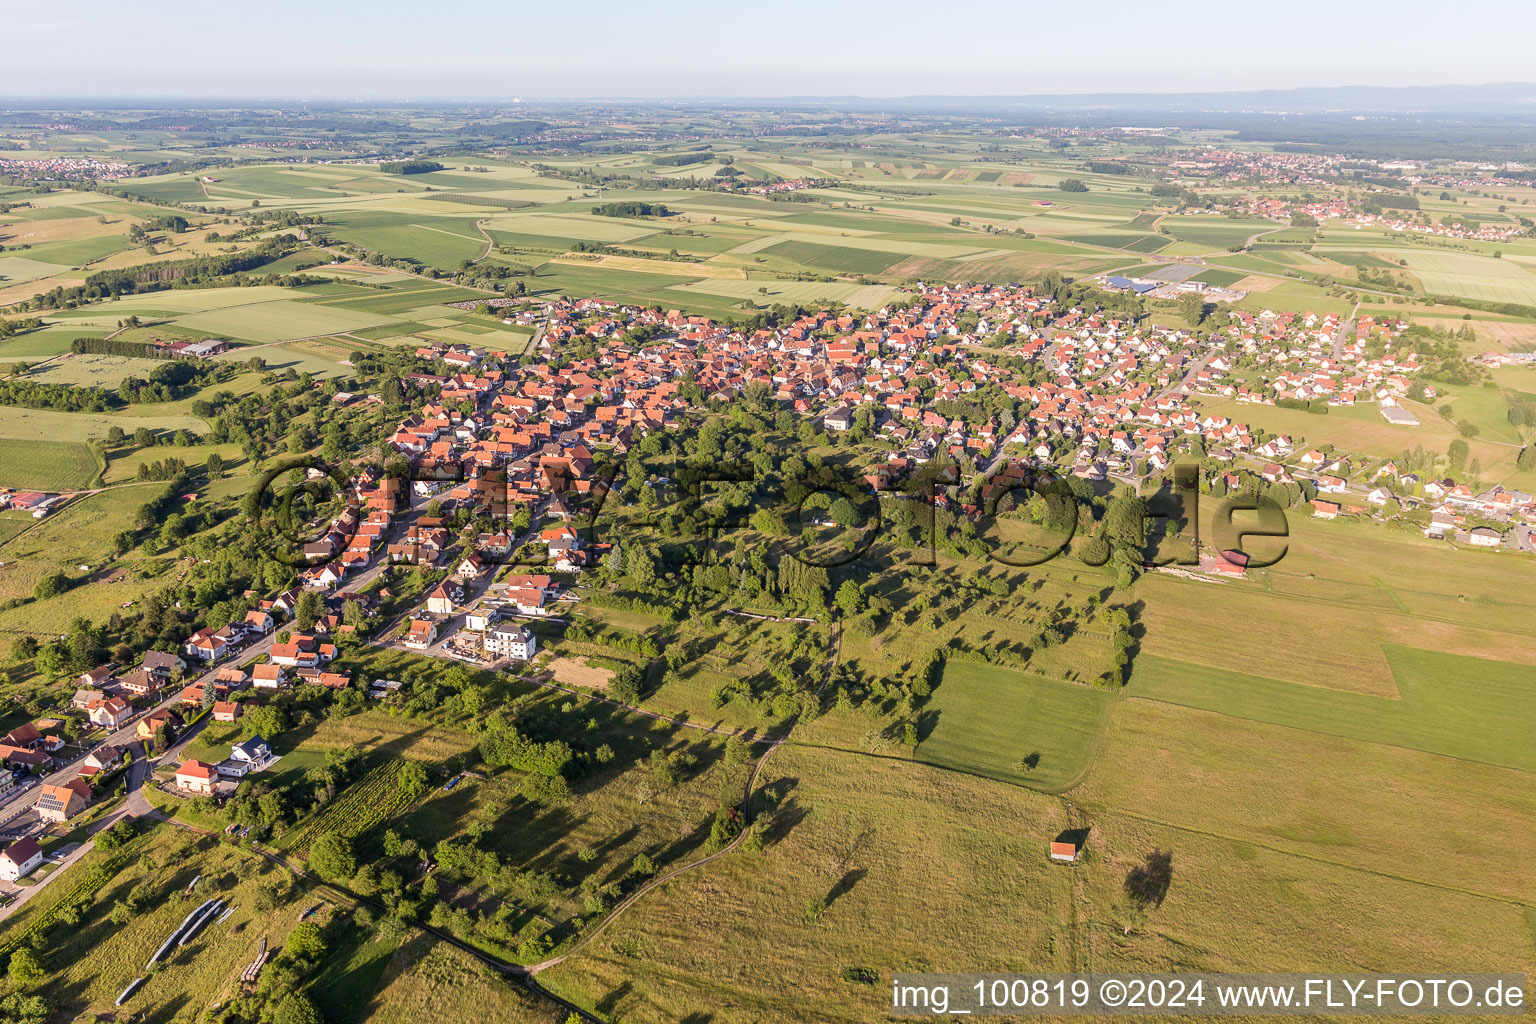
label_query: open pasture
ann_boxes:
[1075,697,1536,903]
[1126,645,1536,772]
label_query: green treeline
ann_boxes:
[380,160,444,175]
[72,337,180,359]
[652,151,713,167]
[0,378,118,412]
[1362,194,1421,213]
[591,202,672,218]
[82,236,299,297]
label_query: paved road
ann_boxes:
[0,745,153,923]
[1331,303,1360,361]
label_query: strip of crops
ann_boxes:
[421,193,534,210]
[281,761,417,856]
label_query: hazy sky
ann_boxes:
[3,0,1532,99]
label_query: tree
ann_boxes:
[1447,439,1469,470]
[33,572,70,600]
[1175,292,1206,328]
[242,703,287,739]
[294,590,324,632]
[6,949,44,986]
[834,580,865,618]
[309,833,355,881]
[0,995,49,1024]
[1058,178,1089,193]
[285,921,326,962]
[397,760,429,801]
[273,992,324,1024]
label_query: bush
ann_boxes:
[32,572,71,601]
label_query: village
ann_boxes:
[0,272,1532,909]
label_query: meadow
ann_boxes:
[0,437,101,489]
[5,825,318,1021]
[539,743,1077,1024]
[1126,646,1536,772]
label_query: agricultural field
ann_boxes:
[1397,250,1536,305]
[913,659,1111,790]
[0,436,101,489]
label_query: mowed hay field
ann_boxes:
[1075,810,1536,977]
[1398,250,1536,305]
[0,437,101,489]
[1073,697,1536,903]
[915,659,1111,790]
[1125,645,1536,772]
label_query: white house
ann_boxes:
[0,838,43,881]
[485,623,537,661]
[251,664,286,689]
[218,736,272,778]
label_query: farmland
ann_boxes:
[914,659,1111,790]
[0,437,100,489]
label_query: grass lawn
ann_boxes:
[915,659,1111,790]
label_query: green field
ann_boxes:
[1159,217,1275,250]
[22,352,166,387]
[0,437,101,489]
[759,239,901,274]
[1128,646,1536,771]
[916,659,1111,789]
[0,405,207,444]
[1399,250,1536,305]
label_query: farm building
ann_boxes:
[1049,841,1079,863]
